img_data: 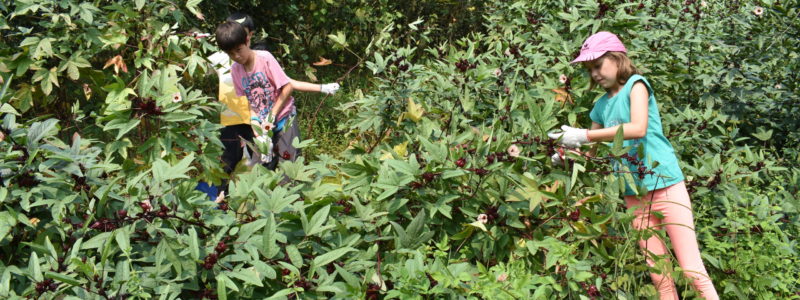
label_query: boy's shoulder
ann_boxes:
[253,50,276,61]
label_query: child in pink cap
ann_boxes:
[548,31,719,299]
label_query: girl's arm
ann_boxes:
[586,82,649,142]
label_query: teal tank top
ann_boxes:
[589,75,684,196]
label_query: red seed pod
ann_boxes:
[455,157,467,168]
[569,210,581,222]
[215,241,227,253]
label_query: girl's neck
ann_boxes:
[606,83,622,98]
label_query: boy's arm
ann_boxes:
[269,82,294,120]
[290,78,341,95]
[289,79,321,92]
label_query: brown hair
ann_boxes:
[583,51,640,91]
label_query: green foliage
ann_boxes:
[0,0,798,300]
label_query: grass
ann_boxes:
[291,68,371,160]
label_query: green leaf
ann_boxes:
[286,245,303,269]
[45,271,81,286]
[312,247,356,269]
[468,221,488,232]
[29,252,42,282]
[33,38,54,59]
[26,119,59,148]
[151,153,196,182]
[102,81,136,114]
[217,273,239,293]
[82,232,112,250]
[327,31,348,47]
[162,112,197,122]
[115,228,131,254]
[265,289,295,300]
[402,210,426,246]
[261,215,279,258]
[612,126,625,155]
[228,268,264,287]
[0,73,12,101]
[752,128,772,141]
[216,273,228,300]
[188,227,199,261]
[305,205,331,236]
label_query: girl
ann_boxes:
[548,32,718,300]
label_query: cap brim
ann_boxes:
[570,51,606,64]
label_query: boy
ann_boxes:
[211,13,338,174]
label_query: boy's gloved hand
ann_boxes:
[548,125,589,148]
[321,83,340,95]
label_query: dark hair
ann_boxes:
[226,12,255,33]
[251,41,269,51]
[215,21,248,51]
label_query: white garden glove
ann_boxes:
[551,147,568,165]
[551,152,564,165]
[548,125,589,148]
[320,83,340,95]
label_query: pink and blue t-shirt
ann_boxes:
[231,50,295,130]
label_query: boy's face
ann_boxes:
[225,43,252,66]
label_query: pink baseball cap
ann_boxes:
[570,31,627,64]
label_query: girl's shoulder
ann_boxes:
[625,74,648,85]
[624,74,654,94]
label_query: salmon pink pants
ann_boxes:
[624,181,719,300]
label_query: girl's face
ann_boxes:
[587,57,621,92]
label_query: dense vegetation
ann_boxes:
[0,0,798,299]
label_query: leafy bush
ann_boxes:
[0,0,798,300]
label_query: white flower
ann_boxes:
[700,1,707,8]
[507,144,521,158]
[140,200,152,211]
[559,74,568,84]
[477,213,489,224]
[172,92,182,103]
[497,273,508,282]
[493,68,502,77]
[775,83,782,89]
[215,191,226,204]
[753,6,764,16]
